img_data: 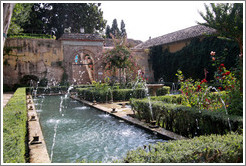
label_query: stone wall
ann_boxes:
[131,48,154,82]
[3,38,63,86]
[3,37,154,87]
[62,40,104,84]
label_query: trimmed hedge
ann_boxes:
[122,132,243,163]
[156,86,170,96]
[150,94,183,104]
[26,86,70,95]
[3,88,27,163]
[130,98,243,138]
[77,88,146,102]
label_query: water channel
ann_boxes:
[34,95,167,163]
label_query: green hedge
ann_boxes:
[156,86,170,96]
[121,132,243,163]
[150,94,183,104]
[77,88,146,102]
[26,86,70,95]
[130,98,242,138]
[3,88,27,163]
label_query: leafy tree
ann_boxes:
[198,3,243,92]
[110,19,120,38]
[8,3,33,34]
[22,3,49,34]
[103,35,139,84]
[105,25,111,38]
[22,3,106,39]
[120,20,127,37]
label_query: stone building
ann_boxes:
[3,25,216,87]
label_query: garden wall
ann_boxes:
[3,38,64,87]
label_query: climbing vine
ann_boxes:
[149,37,240,82]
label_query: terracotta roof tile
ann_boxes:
[135,25,217,49]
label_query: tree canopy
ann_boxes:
[105,18,127,38]
[8,3,33,34]
[198,3,243,91]
[10,3,107,39]
[198,3,243,55]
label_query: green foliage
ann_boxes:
[156,86,170,96]
[8,33,54,39]
[31,3,106,39]
[149,37,239,82]
[150,95,183,104]
[198,3,243,49]
[8,3,33,34]
[110,19,120,38]
[198,3,243,91]
[77,88,146,103]
[3,88,27,163]
[122,132,243,163]
[130,98,242,137]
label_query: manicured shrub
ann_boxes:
[77,88,146,102]
[130,98,243,137]
[156,86,170,96]
[3,88,27,163]
[150,94,183,104]
[122,132,243,163]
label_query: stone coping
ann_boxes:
[70,96,186,140]
[26,95,51,163]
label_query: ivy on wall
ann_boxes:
[149,37,240,83]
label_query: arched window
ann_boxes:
[74,54,80,64]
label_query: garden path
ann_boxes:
[3,93,14,107]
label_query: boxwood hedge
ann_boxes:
[130,98,242,137]
[156,86,170,96]
[122,132,243,163]
[77,88,147,102]
[3,88,27,163]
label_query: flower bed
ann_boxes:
[3,88,27,163]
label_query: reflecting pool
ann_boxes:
[35,95,167,163]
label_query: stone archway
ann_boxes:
[71,50,95,84]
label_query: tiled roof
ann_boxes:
[104,38,143,47]
[134,25,217,49]
[59,33,104,41]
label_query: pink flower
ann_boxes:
[210,51,216,56]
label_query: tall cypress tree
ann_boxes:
[105,25,111,38]
[110,18,120,38]
[120,20,127,37]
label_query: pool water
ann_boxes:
[35,95,167,163]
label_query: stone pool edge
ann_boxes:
[26,95,51,163]
[70,95,186,141]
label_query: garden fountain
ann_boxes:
[199,86,232,131]
[34,95,166,163]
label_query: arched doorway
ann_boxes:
[72,51,95,84]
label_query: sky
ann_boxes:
[101,1,209,42]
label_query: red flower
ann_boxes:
[225,71,230,75]
[218,87,222,91]
[220,64,225,67]
[200,79,207,84]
